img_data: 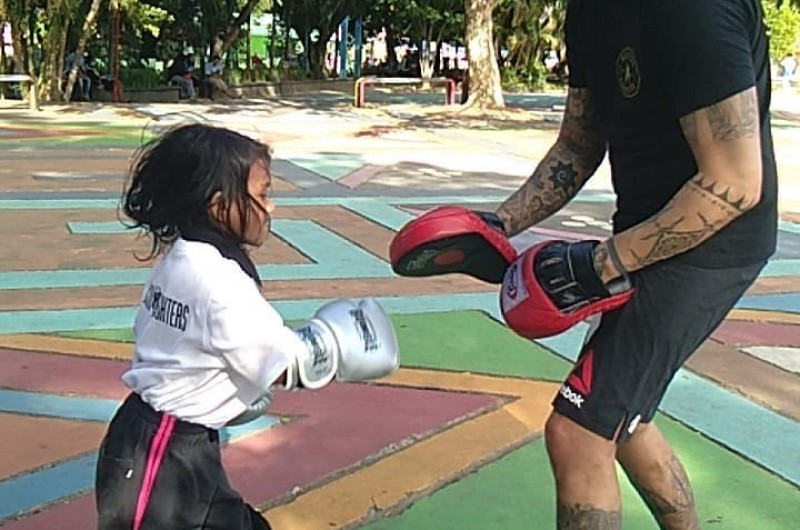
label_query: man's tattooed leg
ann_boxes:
[557,503,622,530]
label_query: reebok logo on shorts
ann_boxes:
[560,349,595,409]
[559,384,585,407]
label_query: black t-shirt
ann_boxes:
[566,0,777,267]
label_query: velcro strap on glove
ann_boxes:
[285,319,339,390]
[501,242,634,339]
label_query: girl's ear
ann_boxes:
[207,191,225,225]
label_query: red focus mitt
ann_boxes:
[389,206,517,284]
[500,240,634,339]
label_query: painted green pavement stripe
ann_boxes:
[363,415,800,530]
[392,311,570,382]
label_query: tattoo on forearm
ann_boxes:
[560,88,605,159]
[691,174,751,214]
[497,152,584,236]
[557,503,621,529]
[630,213,720,267]
[497,88,606,236]
[622,173,756,270]
[635,455,701,530]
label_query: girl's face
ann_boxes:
[211,160,274,246]
[241,160,274,246]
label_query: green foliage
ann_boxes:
[119,66,162,88]
[363,0,464,42]
[500,61,547,92]
[762,0,800,60]
[228,64,281,83]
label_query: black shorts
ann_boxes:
[95,393,271,530]
[552,258,765,443]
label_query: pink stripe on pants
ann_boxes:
[132,413,176,530]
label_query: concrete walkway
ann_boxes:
[0,91,798,529]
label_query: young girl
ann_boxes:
[95,123,399,530]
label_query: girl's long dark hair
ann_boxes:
[121,123,272,260]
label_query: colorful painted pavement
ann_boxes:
[0,97,798,530]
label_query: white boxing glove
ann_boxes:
[284,297,400,390]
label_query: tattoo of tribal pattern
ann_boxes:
[498,88,606,236]
[631,213,721,266]
[680,88,759,150]
[557,503,622,530]
[626,172,756,268]
[706,91,758,142]
[635,455,701,530]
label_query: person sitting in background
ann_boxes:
[204,55,240,99]
[167,48,197,100]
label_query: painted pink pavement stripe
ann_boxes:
[0,348,129,399]
[338,164,383,188]
[2,494,97,530]
[712,321,800,347]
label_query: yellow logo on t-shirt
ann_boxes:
[616,46,641,98]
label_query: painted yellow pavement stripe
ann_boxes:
[727,309,800,325]
[265,369,557,530]
[0,334,132,360]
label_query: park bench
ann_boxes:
[0,73,39,110]
[354,76,457,108]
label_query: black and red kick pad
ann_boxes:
[389,206,517,284]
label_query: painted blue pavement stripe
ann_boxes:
[287,154,366,181]
[737,293,800,314]
[759,259,800,277]
[0,293,498,334]
[0,454,97,522]
[0,389,120,422]
[68,220,131,233]
[0,193,615,211]
[0,390,278,521]
[662,370,800,486]
[266,219,389,278]
[0,307,136,334]
[0,198,119,210]
[343,199,416,231]
[779,219,800,235]
[0,268,152,290]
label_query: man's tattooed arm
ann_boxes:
[496,88,607,236]
[595,87,763,282]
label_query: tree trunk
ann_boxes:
[309,38,327,78]
[64,0,106,102]
[463,0,504,109]
[211,0,261,57]
[10,15,38,107]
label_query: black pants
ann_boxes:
[552,258,765,442]
[95,393,271,530]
